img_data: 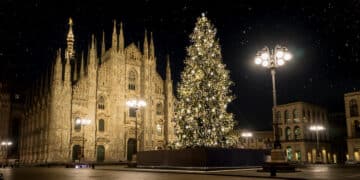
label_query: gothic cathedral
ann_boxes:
[19,18,176,164]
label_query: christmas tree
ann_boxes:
[174,13,235,148]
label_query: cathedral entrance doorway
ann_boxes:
[127,138,136,161]
[72,145,81,162]
[96,145,105,162]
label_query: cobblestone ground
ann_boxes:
[1,164,360,180]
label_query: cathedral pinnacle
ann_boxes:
[150,32,154,59]
[166,54,172,81]
[143,29,148,58]
[112,20,118,51]
[66,17,75,59]
[101,31,105,56]
[119,22,124,52]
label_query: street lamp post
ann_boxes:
[75,118,91,162]
[126,99,147,156]
[241,132,253,149]
[254,45,292,152]
[254,45,293,176]
[1,141,12,166]
[309,125,325,163]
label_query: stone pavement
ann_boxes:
[95,164,360,180]
[1,164,360,180]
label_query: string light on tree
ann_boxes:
[174,13,235,148]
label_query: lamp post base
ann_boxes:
[270,149,286,163]
[260,149,296,176]
[128,154,137,168]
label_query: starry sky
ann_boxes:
[1,0,360,130]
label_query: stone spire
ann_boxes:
[54,48,62,81]
[65,53,71,85]
[66,17,75,60]
[73,56,78,81]
[143,29,148,59]
[80,51,85,76]
[119,22,124,53]
[166,54,172,81]
[101,31,105,56]
[149,32,155,59]
[55,48,62,66]
[112,20,118,51]
[89,34,97,67]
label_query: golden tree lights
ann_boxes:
[174,13,235,148]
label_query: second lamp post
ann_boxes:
[126,99,147,154]
[254,45,292,150]
[75,118,91,162]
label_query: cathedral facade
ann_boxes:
[19,19,176,164]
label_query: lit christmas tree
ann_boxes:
[174,13,235,148]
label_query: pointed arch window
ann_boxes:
[302,109,306,122]
[156,103,163,115]
[293,109,300,123]
[276,111,281,123]
[285,127,292,141]
[128,71,136,90]
[294,126,301,140]
[98,96,105,110]
[156,124,163,136]
[98,119,105,132]
[285,110,291,124]
[350,99,359,117]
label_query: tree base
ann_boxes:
[137,147,269,169]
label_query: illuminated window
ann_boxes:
[285,127,291,140]
[285,110,291,123]
[128,71,136,90]
[293,109,300,123]
[350,99,358,117]
[156,124,162,136]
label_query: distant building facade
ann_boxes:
[0,83,23,163]
[274,102,335,163]
[344,91,360,162]
[18,19,176,164]
[232,129,273,150]
[0,83,11,162]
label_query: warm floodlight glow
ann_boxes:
[255,57,262,65]
[309,125,325,131]
[262,60,269,67]
[1,141,12,146]
[277,59,285,66]
[276,51,284,58]
[241,132,253,137]
[261,52,269,60]
[284,52,292,61]
[126,99,147,108]
[75,118,91,125]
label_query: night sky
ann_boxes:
[1,0,360,130]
